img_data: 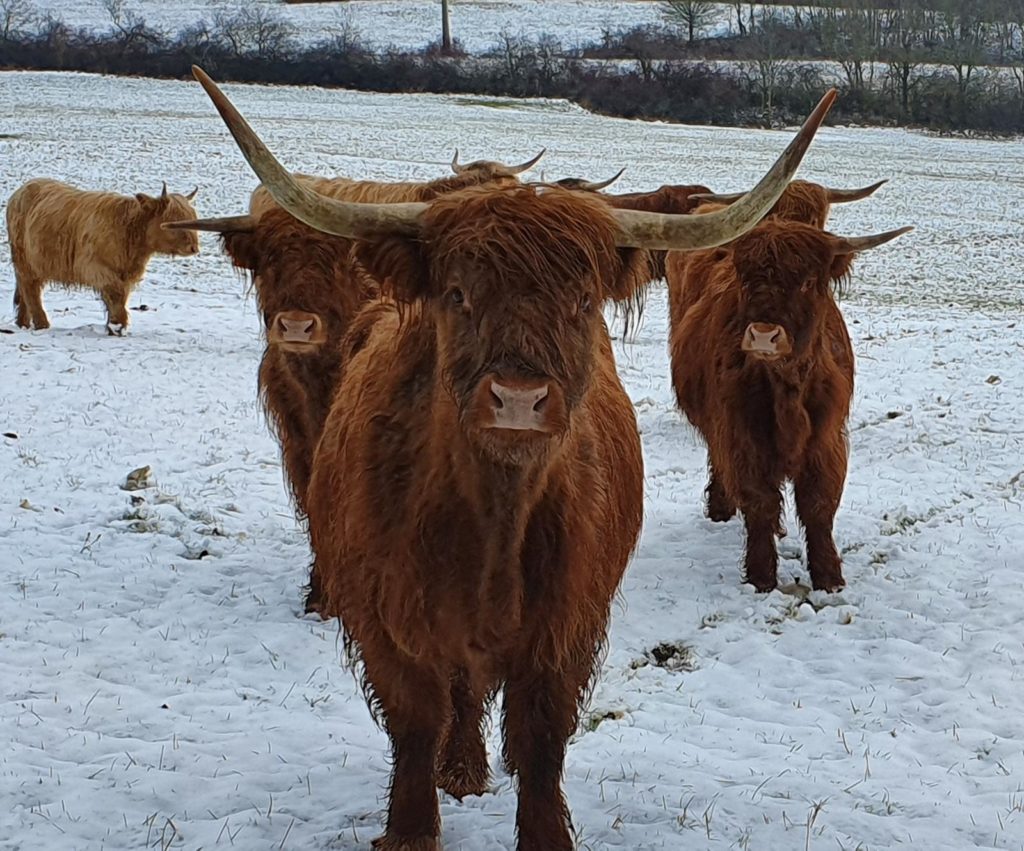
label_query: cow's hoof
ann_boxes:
[371,835,440,851]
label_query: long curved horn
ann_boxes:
[691,178,889,207]
[451,147,546,176]
[827,179,888,203]
[192,66,425,239]
[163,214,257,233]
[555,167,626,192]
[611,89,837,250]
[832,225,913,254]
[507,148,546,175]
[687,190,744,204]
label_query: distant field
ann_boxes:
[25,0,737,52]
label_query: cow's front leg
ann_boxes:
[794,437,847,592]
[738,487,783,592]
[101,286,131,336]
[362,638,447,851]
[503,658,589,851]
[436,666,491,799]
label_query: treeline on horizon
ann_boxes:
[0,0,1021,134]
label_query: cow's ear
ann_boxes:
[355,236,430,303]
[829,251,856,283]
[603,247,652,303]
[221,232,260,272]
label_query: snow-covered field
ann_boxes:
[21,0,735,52]
[1,70,1023,850]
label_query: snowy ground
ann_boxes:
[21,0,732,53]
[1,71,1023,850]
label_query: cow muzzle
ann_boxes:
[472,375,566,435]
[268,310,327,350]
[742,323,792,359]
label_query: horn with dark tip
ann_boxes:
[507,147,545,175]
[687,190,745,204]
[160,181,168,199]
[610,88,838,250]
[555,167,626,192]
[451,147,545,176]
[163,214,258,233]
[191,66,426,239]
[691,178,889,207]
[826,179,888,203]
[185,186,200,201]
[832,225,913,254]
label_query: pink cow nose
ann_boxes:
[487,379,551,431]
[742,322,792,358]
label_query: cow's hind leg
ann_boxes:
[503,658,589,851]
[705,465,736,522]
[101,286,131,336]
[436,667,490,799]
[14,273,48,330]
[362,638,447,851]
[794,437,847,592]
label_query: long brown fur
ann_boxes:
[8,178,198,334]
[223,170,524,614]
[668,220,858,592]
[305,185,648,850]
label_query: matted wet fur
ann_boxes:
[305,185,649,850]
[668,220,860,593]
[8,178,198,334]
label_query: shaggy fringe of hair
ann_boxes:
[424,185,640,320]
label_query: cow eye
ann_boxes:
[449,287,465,306]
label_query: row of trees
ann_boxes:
[626,0,1024,124]
[0,0,1020,133]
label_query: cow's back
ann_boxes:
[7,178,132,286]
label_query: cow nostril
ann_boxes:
[769,329,781,343]
[490,389,505,410]
[533,393,549,413]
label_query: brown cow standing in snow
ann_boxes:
[8,179,199,334]
[668,219,911,593]
[191,66,835,849]
[169,155,545,613]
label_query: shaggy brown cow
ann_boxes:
[191,65,835,849]
[691,177,888,229]
[169,160,544,613]
[669,220,911,593]
[8,179,199,334]
[247,149,545,218]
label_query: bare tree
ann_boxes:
[213,3,295,60]
[740,7,784,126]
[660,0,717,45]
[102,0,163,54]
[0,0,35,41]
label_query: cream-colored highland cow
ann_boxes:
[7,179,200,335]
